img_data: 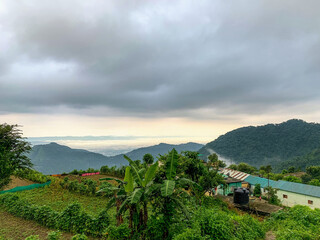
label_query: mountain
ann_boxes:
[198,119,320,167]
[28,142,203,174]
[274,146,320,172]
[28,143,113,175]
[106,142,203,165]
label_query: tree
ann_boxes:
[143,153,154,165]
[253,184,262,197]
[208,153,218,169]
[306,166,320,179]
[288,166,296,173]
[0,124,32,190]
[265,187,280,205]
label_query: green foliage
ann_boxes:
[59,178,99,196]
[143,153,154,164]
[266,205,320,239]
[276,148,320,172]
[253,184,261,197]
[71,234,88,240]
[166,148,179,180]
[194,209,234,240]
[47,231,62,240]
[265,187,280,205]
[105,224,131,240]
[25,235,40,240]
[199,119,320,168]
[228,163,257,174]
[14,168,50,183]
[308,178,320,186]
[161,180,175,197]
[306,166,320,179]
[0,194,110,237]
[0,123,32,190]
[282,175,302,183]
[173,228,206,240]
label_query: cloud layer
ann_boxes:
[1,0,320,118]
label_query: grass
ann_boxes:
[0,208,73,240]
[14,182,111,216]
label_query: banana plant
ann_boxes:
[115,156,160,231]
[98,177,127,226]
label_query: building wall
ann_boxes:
[276,190,320,209]
[217,182,242,196]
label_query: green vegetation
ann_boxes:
[0,124,32,190]
[28,142,203,175]
[275,147,320,172]
[2,142,320,239]
[199,119,320,168]
[266,205,320,239]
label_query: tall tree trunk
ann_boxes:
[143,202,148,227]
[116,197,122,226]
[129,206,133,229]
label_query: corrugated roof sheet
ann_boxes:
[273,180,320,198]
[219,168,250,180]
[244,176,320,198]
[244,175,278,188]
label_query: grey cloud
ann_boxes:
[0,0,320,118]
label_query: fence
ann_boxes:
[0,181,51,194]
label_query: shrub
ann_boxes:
[25,236,40,240]
[105,224,131,240]
[71,234,88,240]
[173,228,207,240]
[47,231,62,240]
[253,184,261,197]
[194,209,234,240]
[0,194,110,237]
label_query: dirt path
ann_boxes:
[0,209,73,240]
[3,177,35,191]
[265,231,276,240]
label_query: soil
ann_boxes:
[265,231,276,240]
[0,209,73,240]
[3,177,35,191]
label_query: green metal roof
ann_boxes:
[244,175,277,188]
[273,180,320,198]
[244,176,320,198]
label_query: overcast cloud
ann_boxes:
[1,0,320,119]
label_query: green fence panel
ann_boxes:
[0,181,51,194]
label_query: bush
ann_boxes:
[173,228,207,240]
[47,231,62,240]
[194,209,234,240]
[0,194,110,237]
[25,236,40,240]
[105,224,131,240]
[71,234,88,240]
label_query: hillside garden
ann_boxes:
[0,150,319,239]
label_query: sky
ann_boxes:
[1,0,320,152]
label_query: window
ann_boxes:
[308,200,313,205]
[283,194,288,199]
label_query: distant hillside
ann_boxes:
[198,119,320,167]
[107,142,203,165]
[28,142,203,174]
[28,143,113,174]
[274,146,320,172]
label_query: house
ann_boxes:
[216,177,242,196]
[272,180,320,209]
[243,175,320,209]
[218,168,320,209]
[217,168,250,196]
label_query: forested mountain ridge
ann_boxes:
[274,146,320,172]
[198,119,320,167]
[28,142,203,174]
[28,143,111,174]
